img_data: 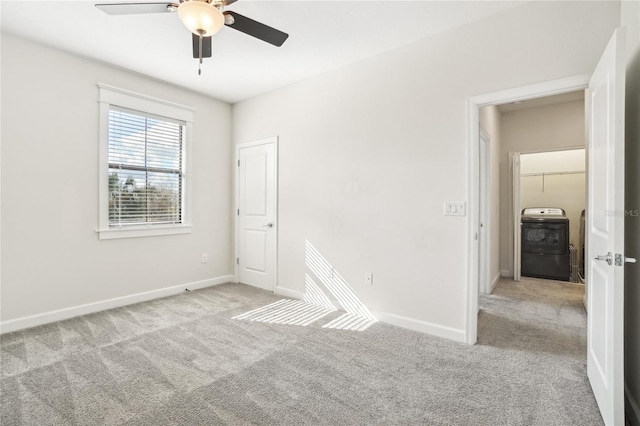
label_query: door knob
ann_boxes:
[263,222,273,228]
[595,252,612,265]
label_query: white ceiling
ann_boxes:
[1,1,526,104]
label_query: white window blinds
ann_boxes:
[108,106,185,227]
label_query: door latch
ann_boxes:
[615,253,637,266]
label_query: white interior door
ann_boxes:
[237,138,277,291]
[586,28,627,426]
[512,152,521,281]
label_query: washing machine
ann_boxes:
[521,207,570,281]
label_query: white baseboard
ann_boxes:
[0,275,235,334]
[500,269,512,277]
[276,285,465,343]
[275,285,304,300]
[490,272,501,292]
[373,311,466,343]
[626,382,640,426]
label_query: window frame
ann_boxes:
[97,84,195,240]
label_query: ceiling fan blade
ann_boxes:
[192,34,213,59]
[95,3,174,15]
[223,11,288,47]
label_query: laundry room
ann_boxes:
[519,149,586,282]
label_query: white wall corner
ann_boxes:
[373,311,466,343]
[500,269,512,277]
[0,275,235,334]
[626,383,640,426]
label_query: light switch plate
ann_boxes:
[444,201,466,216]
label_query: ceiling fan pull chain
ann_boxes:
[198,34,203,75]
[195,29,206,76]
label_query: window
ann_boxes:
[98,85,194,239]
[108,107,184,226]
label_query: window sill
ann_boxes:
[97,224,192,240]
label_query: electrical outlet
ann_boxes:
[365,273,373,286]
[201,253,208,263]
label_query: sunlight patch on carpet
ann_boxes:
[232,299,334,326]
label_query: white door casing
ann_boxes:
[512,152,522,282]
[586,28,626,426]
[236,138,278,292]
[479,130,490,294]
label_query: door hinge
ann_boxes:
[237,209,239,216]
[237,160,240,166]
[236,258,239,265]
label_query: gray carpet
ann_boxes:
[0,279,602,425]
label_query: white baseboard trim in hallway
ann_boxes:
[500,269,512,277]
[0,275,235,334]
[490,272,501,293]
[627,383,640,426]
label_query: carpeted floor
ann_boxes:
[0,278,602,425]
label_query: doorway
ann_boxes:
[517,149,586,283]
[235,137,278,292]
[474,95,588,344]
[466,74,590,344]
[511,148,586,284]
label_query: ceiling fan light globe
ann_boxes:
[178,0,224,36]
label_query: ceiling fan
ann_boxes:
[95,0,289,74]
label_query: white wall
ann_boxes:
[232,1,619,340]
[499,99,586,276]
[479,106,501,287]
[622,0,640,424]
[520,149,586,174]
[1,34,233,324]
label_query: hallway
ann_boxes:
[479,277,587,359]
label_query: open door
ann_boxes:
[512,153,521,281]
[586,28,628,426]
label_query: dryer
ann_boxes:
[521,207,570,281]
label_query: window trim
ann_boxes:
[97,84,195,240]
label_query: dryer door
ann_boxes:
[521,222,568,255]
